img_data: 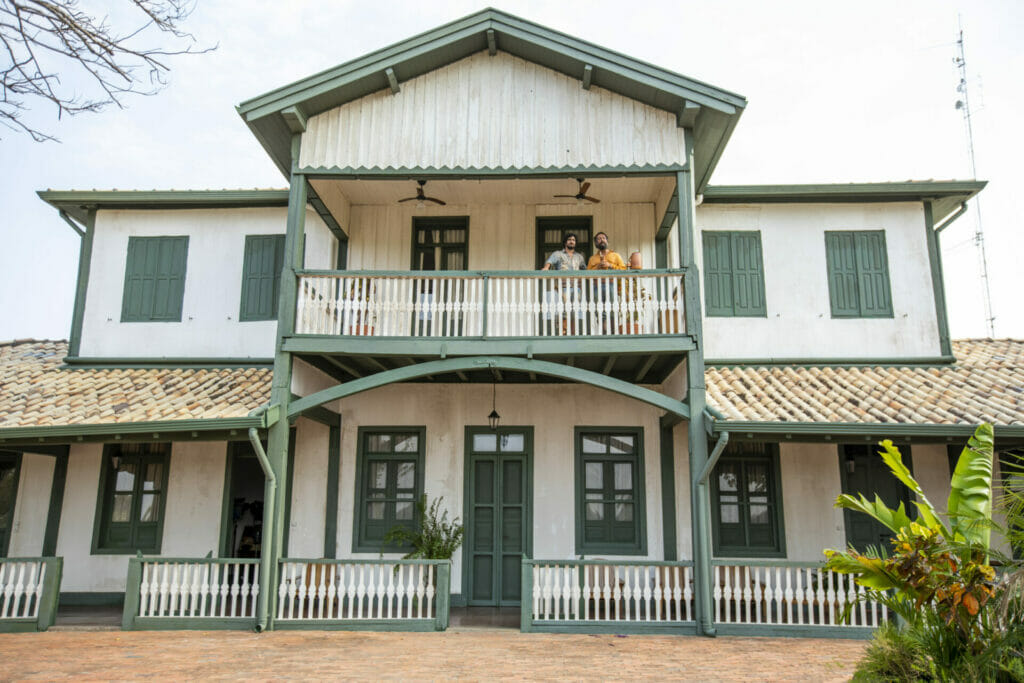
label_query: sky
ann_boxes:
[1,0,1021,343]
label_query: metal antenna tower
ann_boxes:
[954,18,995,337]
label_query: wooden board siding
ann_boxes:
[299,52,687,171]
[345,202,656,271]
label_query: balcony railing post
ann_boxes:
[481,274,489,338]
[435,561,451,631]
[520,556,533,633]
[37,557,63,631]
[122,556,143,630]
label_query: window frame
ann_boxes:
[824,230,894,319]
[535,217,593,269]
[574,426,647,556]
[239,234,286,322]
[120,235,189,322]
[710,442,786,558]
[352,427,426,553]
[410,217,470,271]
[91,443,171,555]
[701,230,768,317]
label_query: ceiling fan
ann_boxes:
[554,177,600,204]
[398,180,446,206]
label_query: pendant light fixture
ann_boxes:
[488,381,501,430]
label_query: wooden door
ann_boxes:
[840,445,912,552]
[465,427,532,606]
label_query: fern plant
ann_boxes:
[383,495,464,560]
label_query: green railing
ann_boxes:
[0,557,62,632]
[521,558,696,634]
[275,559,451,632]
[122,557,259,631]
[709,560,883,638]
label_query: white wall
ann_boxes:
[300,51,686,171]
[323,383,666,596]
[7,453,54,557]
[347,201,656,271]
[79,206,331,359]
[697,202,941,359]
[288,418,329,558]
[778,444,846,561]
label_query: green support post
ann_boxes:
[265,135,308,630]
[67,209,95,358]
[435,561,451,631]
[923,201,953,357]
[520,557,533,632]
[37,557,63,631]
[122,556,143,630]
[677,134,715,637]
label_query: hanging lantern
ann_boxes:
[488,382,501,430]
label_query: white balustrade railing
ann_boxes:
[526,560,694,624]
[0,559,47,620]
[134,559,259,619]
[276,559,449,624]
[712,562,886,628]
[295,270,686,338]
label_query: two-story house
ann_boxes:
[2,9,1021,636]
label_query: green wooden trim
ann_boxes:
[712,623,875,640]
[0,451,22,557]
[122,557,143,629]
[306,184,349,244]
[41,448,69,556]
[526,621,697,635]
[709,559,828,567]
[129,617,258,631]
[324,425,341,558]
[90,443,171,555]
[299,165,687,180]
[708,443,786,558]
[655,189,678,243]
[282,432,296,555]
[703,180,986,204]
[288,357,690,422]
[281,105,308,133]
[274,619,438,631]
[924,202,953,357]
[60,591,123,606]
[704,356,956,367]
[0,417,265,447]
[284,336,695,357]
[522,558,693,568]
[707,421,1024,442]
[63,356,274,368]
[385,67,400,94]
[435,561,451,630]
[34,557,63,630]
[283,557,448,565]
[38,189,291,221]
[289,393,341,427]
[120,236,189,323]
[297,267,686,278]
[573,426,647,556]
[67,208,95,357]
[351,426,426,553]
[0,620,42,633]
[462,426,534,606]
[659,423,677,561]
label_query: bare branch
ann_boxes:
[0,0,214,141]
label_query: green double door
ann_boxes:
[465,427,532,606]
[841,445,913,551]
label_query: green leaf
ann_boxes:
[876,440,947,534]
[835,492,913,534]
[947,423,995,550]
[824,549,897,590]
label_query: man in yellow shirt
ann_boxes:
[586,232,627,271]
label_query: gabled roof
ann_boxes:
[237,8,746,190]
[37,189,290,224]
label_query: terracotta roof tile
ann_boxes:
[0,341,271,428]
[706,339,1024,425]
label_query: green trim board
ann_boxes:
[324,424,341,558]
[63,357,274,368]
[59,591,124,606]
[708,441,786,558]
[90,443,171,555]
[574,427,647,556]
[704,420,1024,444]
[659,423,677,561]
[287,356,690,422]
[67,208,95,357]
[300,165,686,180]
[41,448,69,557]
[0,451,22,557]
[462,426,534,607]
[37,189,291,225]
[351,427,426,553]
[284,335,696,357]
[704,356,955,367]
[525,622,697,635]
[712,623,875,640]
[236,9,745,185]
[0,417,266,447]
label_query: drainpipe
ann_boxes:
[935,202,969,233]
[247,406,276,632]
[695,408,730,636]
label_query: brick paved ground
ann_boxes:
[0,630,864,681]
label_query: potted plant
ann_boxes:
[383,495,464,560]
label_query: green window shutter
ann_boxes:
[702,232,734,316]
[239,235,285,321]
[730,232,767,316]
[825,232,860,317]
[121,236,188,322]
[854,231,893,317]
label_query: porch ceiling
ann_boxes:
[310,176,673,209]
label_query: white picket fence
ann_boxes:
[0,560,47,620]
[135,560,259,619]
[276,560,440,622]
[295,271,685,338]
[527,561,694,624]
[712,563,886,628]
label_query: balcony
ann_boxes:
[285,269,692,384]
